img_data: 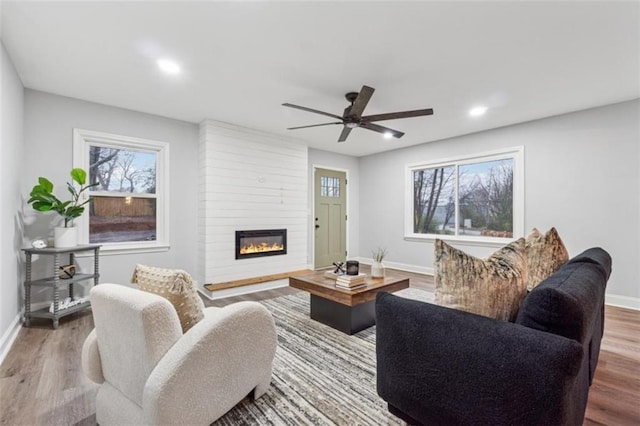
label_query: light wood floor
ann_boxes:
[1,269,638,425]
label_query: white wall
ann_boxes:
[0,42,25,361]
[308,148,360,265]
[359,100,640,305]
[199,120,308,286]
[23,90,199,302]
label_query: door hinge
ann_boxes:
[345,251,347,256]
[345,179,348,185]
[345,214,348,221]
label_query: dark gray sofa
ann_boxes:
[376,247,611,426]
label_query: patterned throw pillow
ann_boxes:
[434,238,527,321]
[526,227,569,291]
[131,264,205,333]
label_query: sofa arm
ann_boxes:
[143,302,277,425]
[81,329,105,384]
[376,292,584,426]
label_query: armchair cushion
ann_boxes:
[132,264,205,332]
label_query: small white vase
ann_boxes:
[54,226,77,248]
[371,261,385,278]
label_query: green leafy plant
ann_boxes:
[27,168,98,227]
[372,247,387,263]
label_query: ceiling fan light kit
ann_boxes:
[283,85,434,143]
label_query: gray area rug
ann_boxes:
[214,288,434,425]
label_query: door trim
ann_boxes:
[312,164,351,270]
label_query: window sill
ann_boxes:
[75,243,170,257]
[404,234,514,248]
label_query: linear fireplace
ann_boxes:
[236,229,287,259]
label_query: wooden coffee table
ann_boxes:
[289,271,410,334]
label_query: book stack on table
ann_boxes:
[335,273,367,290]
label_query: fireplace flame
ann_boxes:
[240,242,284,254]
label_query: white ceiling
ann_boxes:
[2,1,639,157]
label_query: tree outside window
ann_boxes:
[88,146,158,243]
[413,166,455,234]
[412,156,515,239]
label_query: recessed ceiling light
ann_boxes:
[469,106,488,117]
[157,59,181,75]
[383,132,393,139]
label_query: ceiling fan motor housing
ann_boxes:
[283,85,434,142]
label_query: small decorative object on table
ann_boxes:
[49,296,89,313]
[58,264,76,279]
[332,261,346,275]
[336,272,367,290]
[371,247,387,278]
[346,260,359,276]
[31,239,47,249]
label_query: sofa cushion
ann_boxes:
[131,264,205,333]
[515,259,606,344]
[526,227,569,290]
[434,238,527,321]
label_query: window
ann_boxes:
[406,147,523,242]
[320,176,340,197]
[73,129,170,254]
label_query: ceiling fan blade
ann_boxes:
[282,103,343,120]
[338,126,353,142]
[287,122,342,130]
[361,108,434,123]
[348,85,375,118]
[360,122,405,139]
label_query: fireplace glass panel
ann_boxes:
[236,229,287,259]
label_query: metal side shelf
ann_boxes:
[22,244,101,329]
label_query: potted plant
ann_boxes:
[27,168,97,248]
[371,247,387,278]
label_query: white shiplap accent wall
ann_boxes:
[198,120,308,285]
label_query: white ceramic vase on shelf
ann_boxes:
[371,261,385,278]
[54,226,77,248]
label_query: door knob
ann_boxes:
[315,224,320,229]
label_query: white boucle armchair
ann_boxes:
[81,284,277,426]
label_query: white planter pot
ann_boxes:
[371,261,385,278]
[54,226,77,248]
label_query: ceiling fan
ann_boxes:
[282,85,434,142]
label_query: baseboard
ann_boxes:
[356,257,434,276]
[199,279,289,300]
[0,314,22,366]
[605,294,640,311]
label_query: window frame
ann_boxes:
[73,128,170,255]
[404,146,524,245]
